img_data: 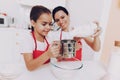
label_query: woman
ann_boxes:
[21,5,61,71]
[52,6,101,60]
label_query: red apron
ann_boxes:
[32,32,50,64]
[60,30,82,60]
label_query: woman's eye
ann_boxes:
[55,19,59,22]
[61,16,64,19]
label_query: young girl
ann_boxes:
[21,5,61,71]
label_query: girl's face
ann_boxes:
[54,10,70,31]
[32,13,52,37]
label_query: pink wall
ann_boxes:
[101,0,120,65]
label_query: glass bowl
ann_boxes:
[50,57,83,80]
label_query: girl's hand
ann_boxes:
[48,41,61,58]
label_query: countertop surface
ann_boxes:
[13,60,107,80]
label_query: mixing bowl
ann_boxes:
[50,58,83,80]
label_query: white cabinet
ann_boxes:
[0,28,26,80]
[0,28,26,64]
[0,28,17,64]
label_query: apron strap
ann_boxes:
[31,31,49,50]
[44,38,49,51]
[31,31,37,50]
[60,30,62,40]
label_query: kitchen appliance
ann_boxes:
[0,13,9,27]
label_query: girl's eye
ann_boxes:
[49,23,53,26]
[42,23,46,26]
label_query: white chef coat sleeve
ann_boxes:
[17,30,34,54]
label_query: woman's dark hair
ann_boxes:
[52,6,69,21]
[30,5,51,22]
[30,5,51,31]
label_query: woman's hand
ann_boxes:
[48,41,61,58]
[92,27,101,37]
[91,21,102,38]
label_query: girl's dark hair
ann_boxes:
[52,6,69,21]
[30,5,51,31]
[30,5,51,22]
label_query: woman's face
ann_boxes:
[32,13,52,37]
[54,10,70,31]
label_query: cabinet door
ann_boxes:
[0,28,16,64]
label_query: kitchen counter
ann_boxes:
[14,61,106,80]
